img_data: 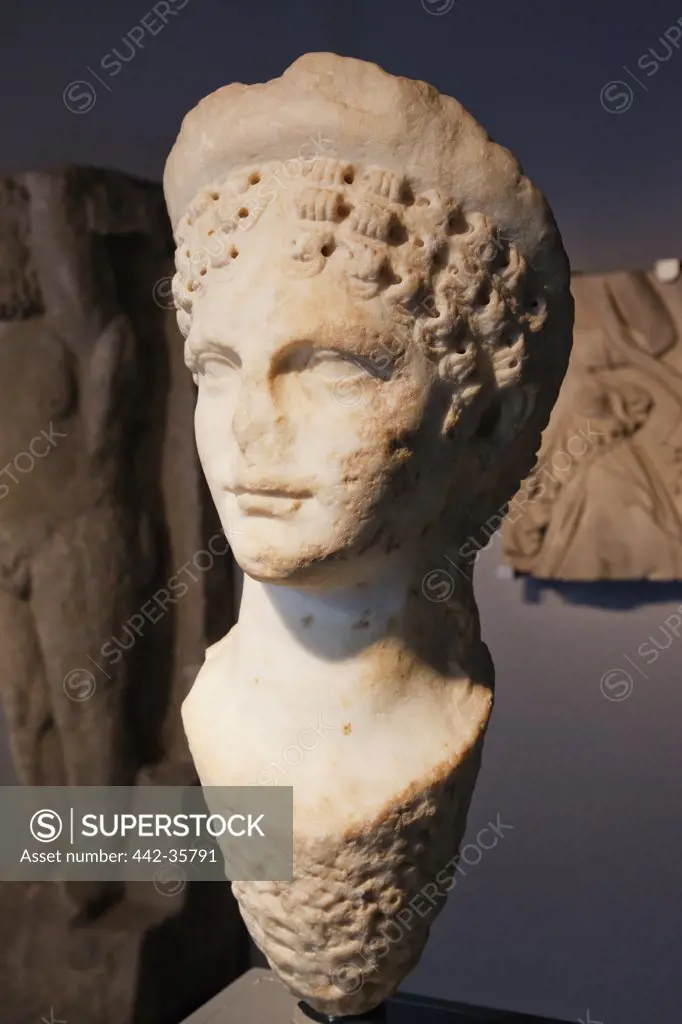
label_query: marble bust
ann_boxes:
[164,52,573,1017]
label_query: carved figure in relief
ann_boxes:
[504,266,682,579]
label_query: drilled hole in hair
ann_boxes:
[337,201,352,219]
[229,246,239,258]
[388,221,408,246]
[378,265,403,288]
[343,168,355,185]
[446,210,467,235]
[238,207,249,218]
[433,246,449,269]
[207,229,215,237]
[478,280,492,303]
[249,172,261,185]
[210,192,219,202]
[321,241,335,257]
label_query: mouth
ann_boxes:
[229,486,313,518]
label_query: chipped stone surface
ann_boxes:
[165,52,573,1016]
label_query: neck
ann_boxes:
[237,556,413,662]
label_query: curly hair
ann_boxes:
[176,158,544,378]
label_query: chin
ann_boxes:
[230,545,343,587]
[227,522,328,582]
[230,527,396,590]
[227,523,348,583]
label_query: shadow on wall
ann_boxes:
[521,576,682,610]
[132,881,250,1024]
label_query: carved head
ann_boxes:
[164,54,573,585]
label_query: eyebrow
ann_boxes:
[190,335,235,355]
[185,331,239,372]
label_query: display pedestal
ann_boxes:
[180,967,569,1023]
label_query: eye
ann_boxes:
[277,341,396,382]
[304,350,368,380]
[196,349,241,377]
[301,350,372,385]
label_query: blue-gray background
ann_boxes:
[1,1,681,1022]
[3,0,682,271]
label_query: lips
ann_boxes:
[229,485,312,517]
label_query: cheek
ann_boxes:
[321,387,430,502]
[193,390,234,482]
[193,395,212,465]
[274,368,370,424]
[357,372,432,454]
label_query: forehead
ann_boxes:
[192,245,402,353]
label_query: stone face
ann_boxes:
[502,263,682,580]
[164,52,573,1016]
[0,168,244,1021]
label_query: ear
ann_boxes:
[468,384,538,469]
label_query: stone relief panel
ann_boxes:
[503,261,682,580]
[0,167,244,1024]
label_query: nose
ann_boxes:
[231,372,283,457]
